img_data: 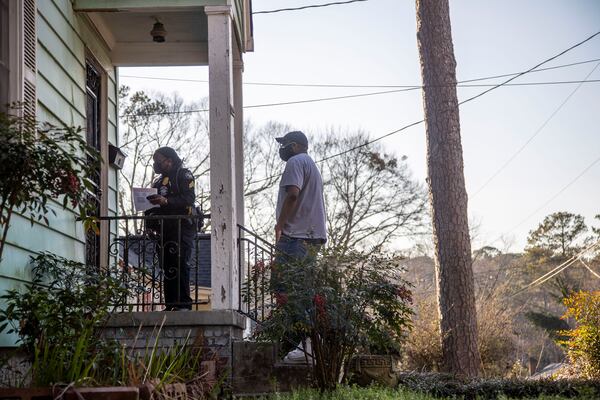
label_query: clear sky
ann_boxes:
[120,0,600,252]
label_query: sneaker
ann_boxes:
[282,338,313,364]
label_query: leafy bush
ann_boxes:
[256,249,413,390]
[558,290,600,379]
[0,108,101,260]
[0,254,210,390]
[0,253,125,354]
[396,372,600,399]
[0,253,127,385]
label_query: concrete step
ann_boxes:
[231,341,311,395]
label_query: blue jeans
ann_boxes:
[272,235,320,294]
[271,235,322,352]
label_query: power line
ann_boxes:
[121,87,419,118]
[119,57,600,88]
[457,31,600,107]
[320,31,600,168]
[470,61,600,198]
[460,58,600,84]
[120,79,600,118]
[580,258,600,279]
[495,153,600,241]
[246,31,600,186]
[508,240,600,298]
[253,0,368,15]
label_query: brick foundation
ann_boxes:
[102,310,245,377]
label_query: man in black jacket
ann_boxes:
[146,147,195,311]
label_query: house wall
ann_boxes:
[0,0,119,347]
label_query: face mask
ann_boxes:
[153,162,163,174]
[279,143,295,161]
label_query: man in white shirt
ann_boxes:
[273,130,327,363]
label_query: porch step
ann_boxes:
[231,341,311,395]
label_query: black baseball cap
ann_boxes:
[275,131,309,148]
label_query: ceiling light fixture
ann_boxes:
[150,18,167,43]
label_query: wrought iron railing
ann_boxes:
[100,214,211,312]
[237,225,276,322]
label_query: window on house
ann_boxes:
[0,0,9,113]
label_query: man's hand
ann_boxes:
[274,185,299,243]
[147,194,168,206]
[275,224,283,243]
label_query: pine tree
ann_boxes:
[415,0,481,377]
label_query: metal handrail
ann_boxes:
[99,213,211,311]
[237,224,276,322]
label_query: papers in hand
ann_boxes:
[133,188,158,212]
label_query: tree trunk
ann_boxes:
[415,0,481,377]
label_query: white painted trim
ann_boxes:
[111,42,209,66]
[243,0,253,52]
[86,13,116,50]
[233,39,244,227]
[86,53,110,270]
[204,5,232,16]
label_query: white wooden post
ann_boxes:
[206,5,239,310]
[233,54,244,227]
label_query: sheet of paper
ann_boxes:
[132,187,158,212]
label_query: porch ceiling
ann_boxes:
[74,0,253,65]
[78,7,211,66]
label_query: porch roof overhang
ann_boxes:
[73,0,254,67]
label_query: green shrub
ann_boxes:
[0,108,101,261]
[395,372,600,399]
[0,253,127,385]
[558,290,600,379]
[0,253,207,389]
[254,249,413,391]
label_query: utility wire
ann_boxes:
[580,258,600,279]
[470,61,600,198]
[457,31,600,107]
[120,57,600,88]
[120,79,600,118]
[317,30,600,166]
[460,58,600,84]
[495,153,600,242]
[121,36,600,119]
[253,0,368,15]
[247,31,600,186]
[121,87,419,118]
[508,240,600,298]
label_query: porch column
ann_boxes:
[206,5,239,310]
[233,51,244,226]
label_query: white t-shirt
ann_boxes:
[276,153,327,240]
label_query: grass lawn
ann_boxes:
[250,386,576,399]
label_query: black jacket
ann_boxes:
[146,165,196,238]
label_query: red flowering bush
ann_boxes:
[0,107,101,260]
[255,248,413,390]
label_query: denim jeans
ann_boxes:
[271,235,322,352]
[272,235,320,294]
